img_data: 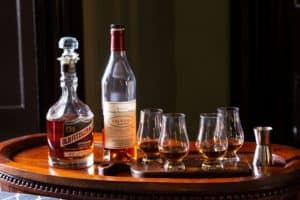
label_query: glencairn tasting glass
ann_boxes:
[101,24,136,162]
[137,108,163,164]
[217,107,244,162]
[47,37,94,169]
[196,113,228,169]
[158,113,189,171]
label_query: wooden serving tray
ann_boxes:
[0,133,299,200]
[131,157,252,178]
[98,156,253,178]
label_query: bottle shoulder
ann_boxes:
[46,98,94,121]
[101,53,136,101]
[102,55,135,81]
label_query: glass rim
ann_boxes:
[200,113,219,118]
[162,113,185,118]
[217,106,239,112]
[141,108,163,114]
[254,126,272,132]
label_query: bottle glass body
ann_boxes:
[47,38,94,169]
[101,25,136,162]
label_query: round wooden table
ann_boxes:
[0,133,299,200]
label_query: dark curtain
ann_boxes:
[230,0,300,147]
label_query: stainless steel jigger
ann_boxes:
[253,126,273,167]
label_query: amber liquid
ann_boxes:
[200,149,227,160]
[102,126,136,162]
[138,140,159,159]
[104,147,136,162]
[227,140,243,154]
[159,146,188,161]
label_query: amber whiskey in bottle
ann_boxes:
[47,37,94,169]
[101,24,136,162]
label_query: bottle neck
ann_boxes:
[110,51,127,59]
[60,72,78,101]
[58,48,80,101]
[111,28,125,52]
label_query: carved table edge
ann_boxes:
[0,171,299,200]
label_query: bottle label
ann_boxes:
[61,119,94,157]
[103,100,136,149]
[61,119,93,147]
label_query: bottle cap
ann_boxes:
[59,37,79,49]
[111,24,125,29]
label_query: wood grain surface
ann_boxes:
[0,133,299,200]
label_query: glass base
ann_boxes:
[49,153,94,169]
[141,156,162,165]
[163,160,185,171]
[201,160,224,170]
[223,153,240,162]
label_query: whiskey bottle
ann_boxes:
[47,37,94,169]
[101,24,136,162]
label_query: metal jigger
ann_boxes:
[253,127,273,167]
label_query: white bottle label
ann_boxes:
[103,100,136,149]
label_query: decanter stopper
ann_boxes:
[58,37,79,73]
[59,37,78,50]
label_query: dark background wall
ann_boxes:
[0,0,299,148]
[230,0,300,147]
[83,0,230,141]
[83,0,300,147]
[0,0,85,140]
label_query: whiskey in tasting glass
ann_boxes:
[137,108,163,164]
[158,113,189,171]
[217,107,244,162]
[196,113,228,169]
